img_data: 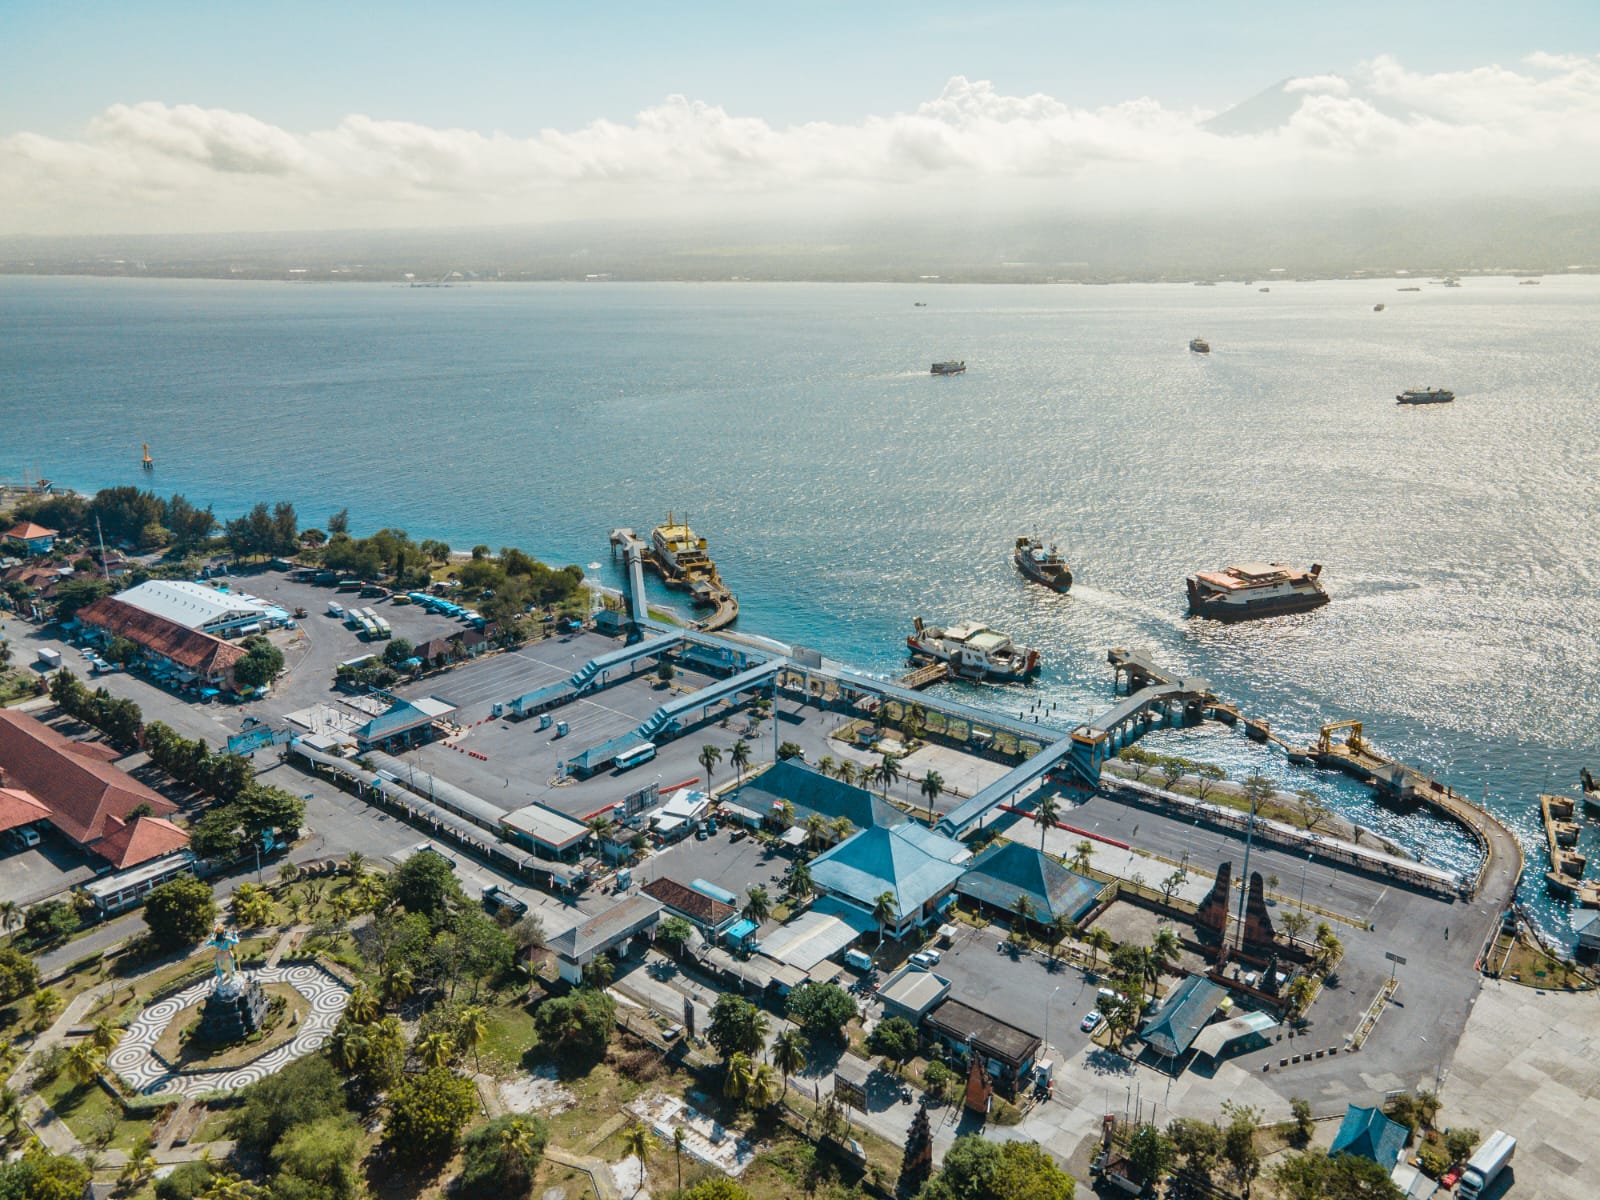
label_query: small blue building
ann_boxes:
[1329,1105,1409,1172]
[3,521,58,555]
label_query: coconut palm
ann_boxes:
[698,744,722,786]
[672,1127,687,1195]
[1150,927,1181,976]
[89,1018,121,1054]
[379,962,414,1008]
[803,814,828,852]
[772,1027,807,1090]
[724,1051,755,1102]
[878,752,901,798]
[1046,915,1076,966]
[771,800,795,830]
[872,891,898,955]
[817,755,835,778]
[344,851,367,880]
[584,956,616,989]
[743,886,772,926]
[1012,893,1036,933]
[836,760,858,787]
[785,861,814,902]
[30,988,61,1029]
[329,1022,369,1072]
[232,883,275,929]
[1085,928,1114,970]
[749,1062,784,1108]
[416,1030,454,1069]
[277,860,300,884]
[828,816,854,845]
[457,1004,488,1072]
[858,762,881,795]
[345,985,379,1025]
[0,1086,24,1141]
[1033,794,1060,851]
[729,739,751,785]
[120,1149,158,1188]
[621,1121,655,1196]
[1069,840,1094,875]
[0,900,21,935]
[65,1041,104,1087]
[1286,974,1318,1017]
[919,770,945,823]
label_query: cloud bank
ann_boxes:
[3,53,1598,235]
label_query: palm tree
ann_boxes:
[1013,893,1037,931]
[621,1121,655,1196]
[278,859,300,884]
[457,1004,488,1072]
[0,900,21,935]
[1085,928,1114,971]
[232,883,275,929]
[872,891,898,955]
[828,816,854,845]
[878,753,901,798]
[743,886,772,926]
[730,738,751,785]
[817,755,836,778]
[379,962,414,1008]
[1150,928,1181,977]
[1033,794,1060,851]
[329,1022,368,1072]
[344,851,367,880]
[785,861,814,902]
[836,760,858,787]
[345,985,379,1025]
[672,1127,687,1195]
[724,1051,755,1102]
[584,955,616,989]
[120,1149,158,1188]
[0,1086,25,1142]
[1046,915,1076,966]
[1286,974,1317,1017]
[772,800,795,830]
[698,744,722,787]
[66,1041,104,1087]
[30,988,61,1029]
[919,770,945,823]
[772,1027,807,1091]
[803,814,828,851]
[417,1030,454,1069]
[1280,910,1311,941]
[749,1062,783,1108]
[1069,840,1094,875]
[858,762,881,795]
[89,1018,121,1054]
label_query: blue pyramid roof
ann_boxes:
[810,824,967,922]
[1329,1105,1408,1170]
[1138,975,1224,1058]
[956,841,1102,924]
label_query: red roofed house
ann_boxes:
[0,709,180,859]
[93,815,192,870]
[0,786,52,844]
[75,596,246,692]
[2,520,59,555]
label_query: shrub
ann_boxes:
[460,1113,549,1198]
[383,1067,477,1164]
[154,1159,216,1200]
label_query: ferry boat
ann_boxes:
[650,513,716,583]
[1373,303,1385,312]
[931,361,966,375]
[1398,286,1421,292]
[1186,562,1329,622]
[1013,536,1072,592]
[1189,337,1210,354]
[907,617,1040,682]
[1397,388,1454,405]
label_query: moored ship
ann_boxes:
[650,513,716,583]
[1397,388,1454,405]
[1013,536,1072,592]
[1186,562,1329,622]
[931,360,966,375]
[908,617,1040,682]
[1189,337,1210,354]
[1583,768,1600,818]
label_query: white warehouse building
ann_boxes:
[112,580,284,637]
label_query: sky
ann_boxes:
[2,1,1597,235]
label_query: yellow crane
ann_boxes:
[1317,720,1363,756]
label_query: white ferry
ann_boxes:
[907,617,1041,681]
[1185,563,1329,622]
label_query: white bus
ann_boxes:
[615,743,657,771]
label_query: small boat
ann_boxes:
[1397,388,1454,405]
[907,617,1040,682]
[1186,562,1329,621]
[1398,286,1421,292]
[931,361,966,375]
[1013,536,1072,593]
[914,302,928,307]
[1259,287,1270,293]
[1519,279,1541,285]
[1189,337,1210,354]
[1373,303,1385,312]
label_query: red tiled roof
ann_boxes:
[76,597,246,684]
[641,876,737,927]
[3,521,57,540]
[67,740,123,764]
[0,787,51,834]
[93,815,190,869]
[0,709,175,845]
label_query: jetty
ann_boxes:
[1541,793,1600,906]
[624,514,739,632]
[897,659,950,690]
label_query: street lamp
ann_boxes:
[1043,984,1064,1059]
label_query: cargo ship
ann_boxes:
[1013,536,1072,592]
[1186,562,1329,622]
[1397,388,1454,405]
[931,361,966,375]
[908,617,1040,682]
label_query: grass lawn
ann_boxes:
[480,1001,539,1071]
[37,1072,155,1154]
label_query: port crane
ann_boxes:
[1316,720,1364,756]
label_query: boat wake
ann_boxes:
[1066,584,1191,635]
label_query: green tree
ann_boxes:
[872,890,898,954]
[383,1067,477,1164]
[920,770,946,822]
[271,1114,362,1200]
[23,899,78,944]
[534,988,615,1068]
[228,1054,350,1158]
[1445,1127,1481,1165]
[1221,1101,1263,1197]
[707,993,768,1060]
[742,885,772,926]
[785,981,857,1041]
[460,1114,548,1199]
[621,1121,655,1195]
[922,1134,1075,1200]
[680,1180,751,1200]
[1168,1116,1224,1175]
[231,635,284,690]
[0,1147,90,1200]
[1290,1097,1315,1145]
[1085,927,1114,970]
[29,987,62,1029]
[143,875,217,950]
[231,883,276,929]
[1160,756,1187,791]
[0,948,39,1006]
[657,915,694,951]
[777,740,805,760]
[389,849,463,920]
[784,860,814,903]
[1033,793,1060,851]
[878,751,901,798]
[729,738,751,784]
[416,1030,455,1069]
[1193,762,1227,801]
[0,900,20,934]
[65,1041,104,1087]
[723,1051,756,1103]
[772,1027,808,1089]
[1280,909,1311,940]
[698,743,722,786]
[153,1160,216,1200]
[1128,1122,1176,1183]
[1272,1152,1405,1200]
[1069,840,1094,875]
[868,1015,919,1069]
[382,637,415,668]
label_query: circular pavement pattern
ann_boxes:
[107,964,350,1098]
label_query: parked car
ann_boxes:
[482,885,528,919]
[1081,1010,1102,1032]
[909,951,939,969]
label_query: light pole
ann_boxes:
[1298,851,1312,914]
[1043,984,1063,1060]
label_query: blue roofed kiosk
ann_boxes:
[1328,1104,1410,1172]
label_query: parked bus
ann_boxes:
[614,743,657,771]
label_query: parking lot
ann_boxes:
[638,825,793,921]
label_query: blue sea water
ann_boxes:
[3,275,1597,942]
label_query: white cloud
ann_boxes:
[3,53,1599,234]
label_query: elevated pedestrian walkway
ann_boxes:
[506,632,683,718]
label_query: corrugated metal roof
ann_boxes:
[733,760,905,832]
[956,840,1102,924]
[1329,1105,1409,1171]
[810,824,966,921]
[1138,975,1225,1058]
[114,580,271,630]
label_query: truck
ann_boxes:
[843,949,874,973]
[1456,1130,1515,1200]
[36,647,63,670]
[482,885,529,919]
